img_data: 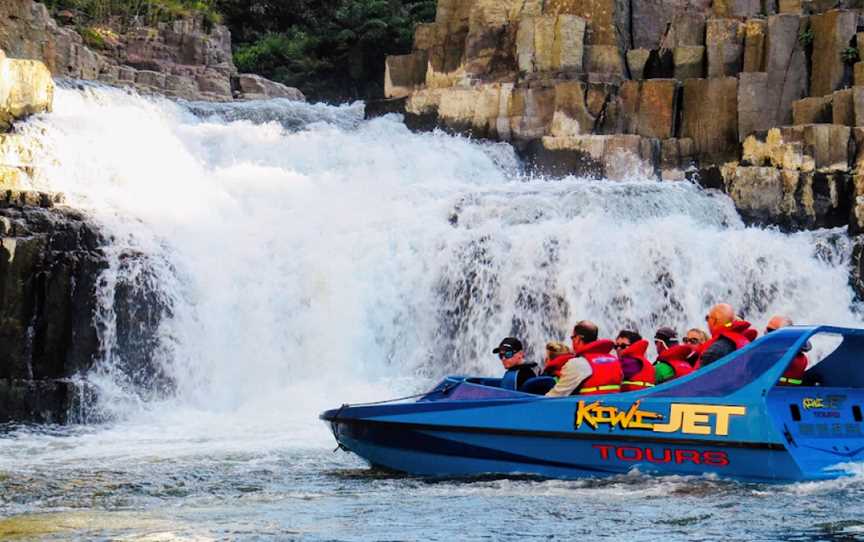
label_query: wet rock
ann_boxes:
[532,133,656,179]
[233,74,305,102]
[0,51,54,131]
[550,81,595,136]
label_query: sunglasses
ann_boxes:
[614,342,630,350]
[499,350,517,359]
[682,338,700,345]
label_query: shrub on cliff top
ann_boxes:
[41,0,222,31]
[224,0,436,102]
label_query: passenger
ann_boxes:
[545,320,622,397]
[653,327,679,356]
[543,341,573,373]
[699,303,754,367]
[493,337,538,390]
[765,315,808,386]
[654,344,698,384]
[615,330,655,392]
[683,328,709,346]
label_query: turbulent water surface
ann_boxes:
[2,85,864,540]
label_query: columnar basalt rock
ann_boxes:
[384,0,864,245]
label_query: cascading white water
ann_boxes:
[13,84,862,447]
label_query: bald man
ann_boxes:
[699,303,754,367]
[544,320,622,397]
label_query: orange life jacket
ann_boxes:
[780,352,808,386]
[696,320,753,369]
[575,340,623,395]
[657,344,697,379]
[619,339,655,391]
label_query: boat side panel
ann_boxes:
[331,419,808,481]
[766,387,864,477]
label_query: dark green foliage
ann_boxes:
[42,0,222,30]
[220,0,436,103]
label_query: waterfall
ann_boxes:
[14,84,861,429]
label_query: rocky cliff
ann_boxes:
[0,0,305,102]
[381,0,864,237]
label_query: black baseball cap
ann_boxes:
[654,327,679,344]
[492,337,523,354]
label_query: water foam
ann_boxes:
[8,84,861,450]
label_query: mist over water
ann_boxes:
[2,85,864,540]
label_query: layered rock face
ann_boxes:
[0,0,304,102]
[382,0,864,236]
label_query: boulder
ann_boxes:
[234,74,305,101]
[706,18,744,78]
[681,77,739,164]
[534,133,656,179]
[810,9,857,97]
[384,52,428,98]
[0,53,54,131]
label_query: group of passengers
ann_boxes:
[493,303,809,397]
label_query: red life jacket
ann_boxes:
[543,353,575,378]
[780,352,808,386]
[619,340,655,391]
[575,340,623,395]
[696,320,753,369]
[657,344,697,379]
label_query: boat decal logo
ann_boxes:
[803,395,845,410]
[575,401,746,436]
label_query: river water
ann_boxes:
[2,85,864,540]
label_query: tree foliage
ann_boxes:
[221,0,436,102]
[42,0,222,30]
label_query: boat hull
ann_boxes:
[324,408,814,481]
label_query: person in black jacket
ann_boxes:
[493,337,538,390]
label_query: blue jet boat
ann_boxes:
[321,326,864,482]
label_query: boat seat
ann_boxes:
[520,376,556,395]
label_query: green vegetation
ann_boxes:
[842,45,860,65]
[220,0,436,102]
[42,0,222,30]
[798,26,814,47]
[41,0,436,102]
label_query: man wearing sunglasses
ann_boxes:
[699,303,754,367]
[493,337,538,390]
